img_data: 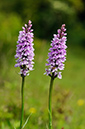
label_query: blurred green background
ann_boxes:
[0,0,85,129]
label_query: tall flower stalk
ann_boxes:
[15,20,34,129]
[20,76,25,129]
[45,24,67,129]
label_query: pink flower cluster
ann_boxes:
[15,20,34,77]
[45,24,67,79]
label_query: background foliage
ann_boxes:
[0,0,85,129]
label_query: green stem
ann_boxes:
[20,76,25,129]
[49,76,54,129]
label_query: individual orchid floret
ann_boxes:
[45,24,67,79]
[15,20,34,77]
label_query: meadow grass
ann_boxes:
[0,39,85,129]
